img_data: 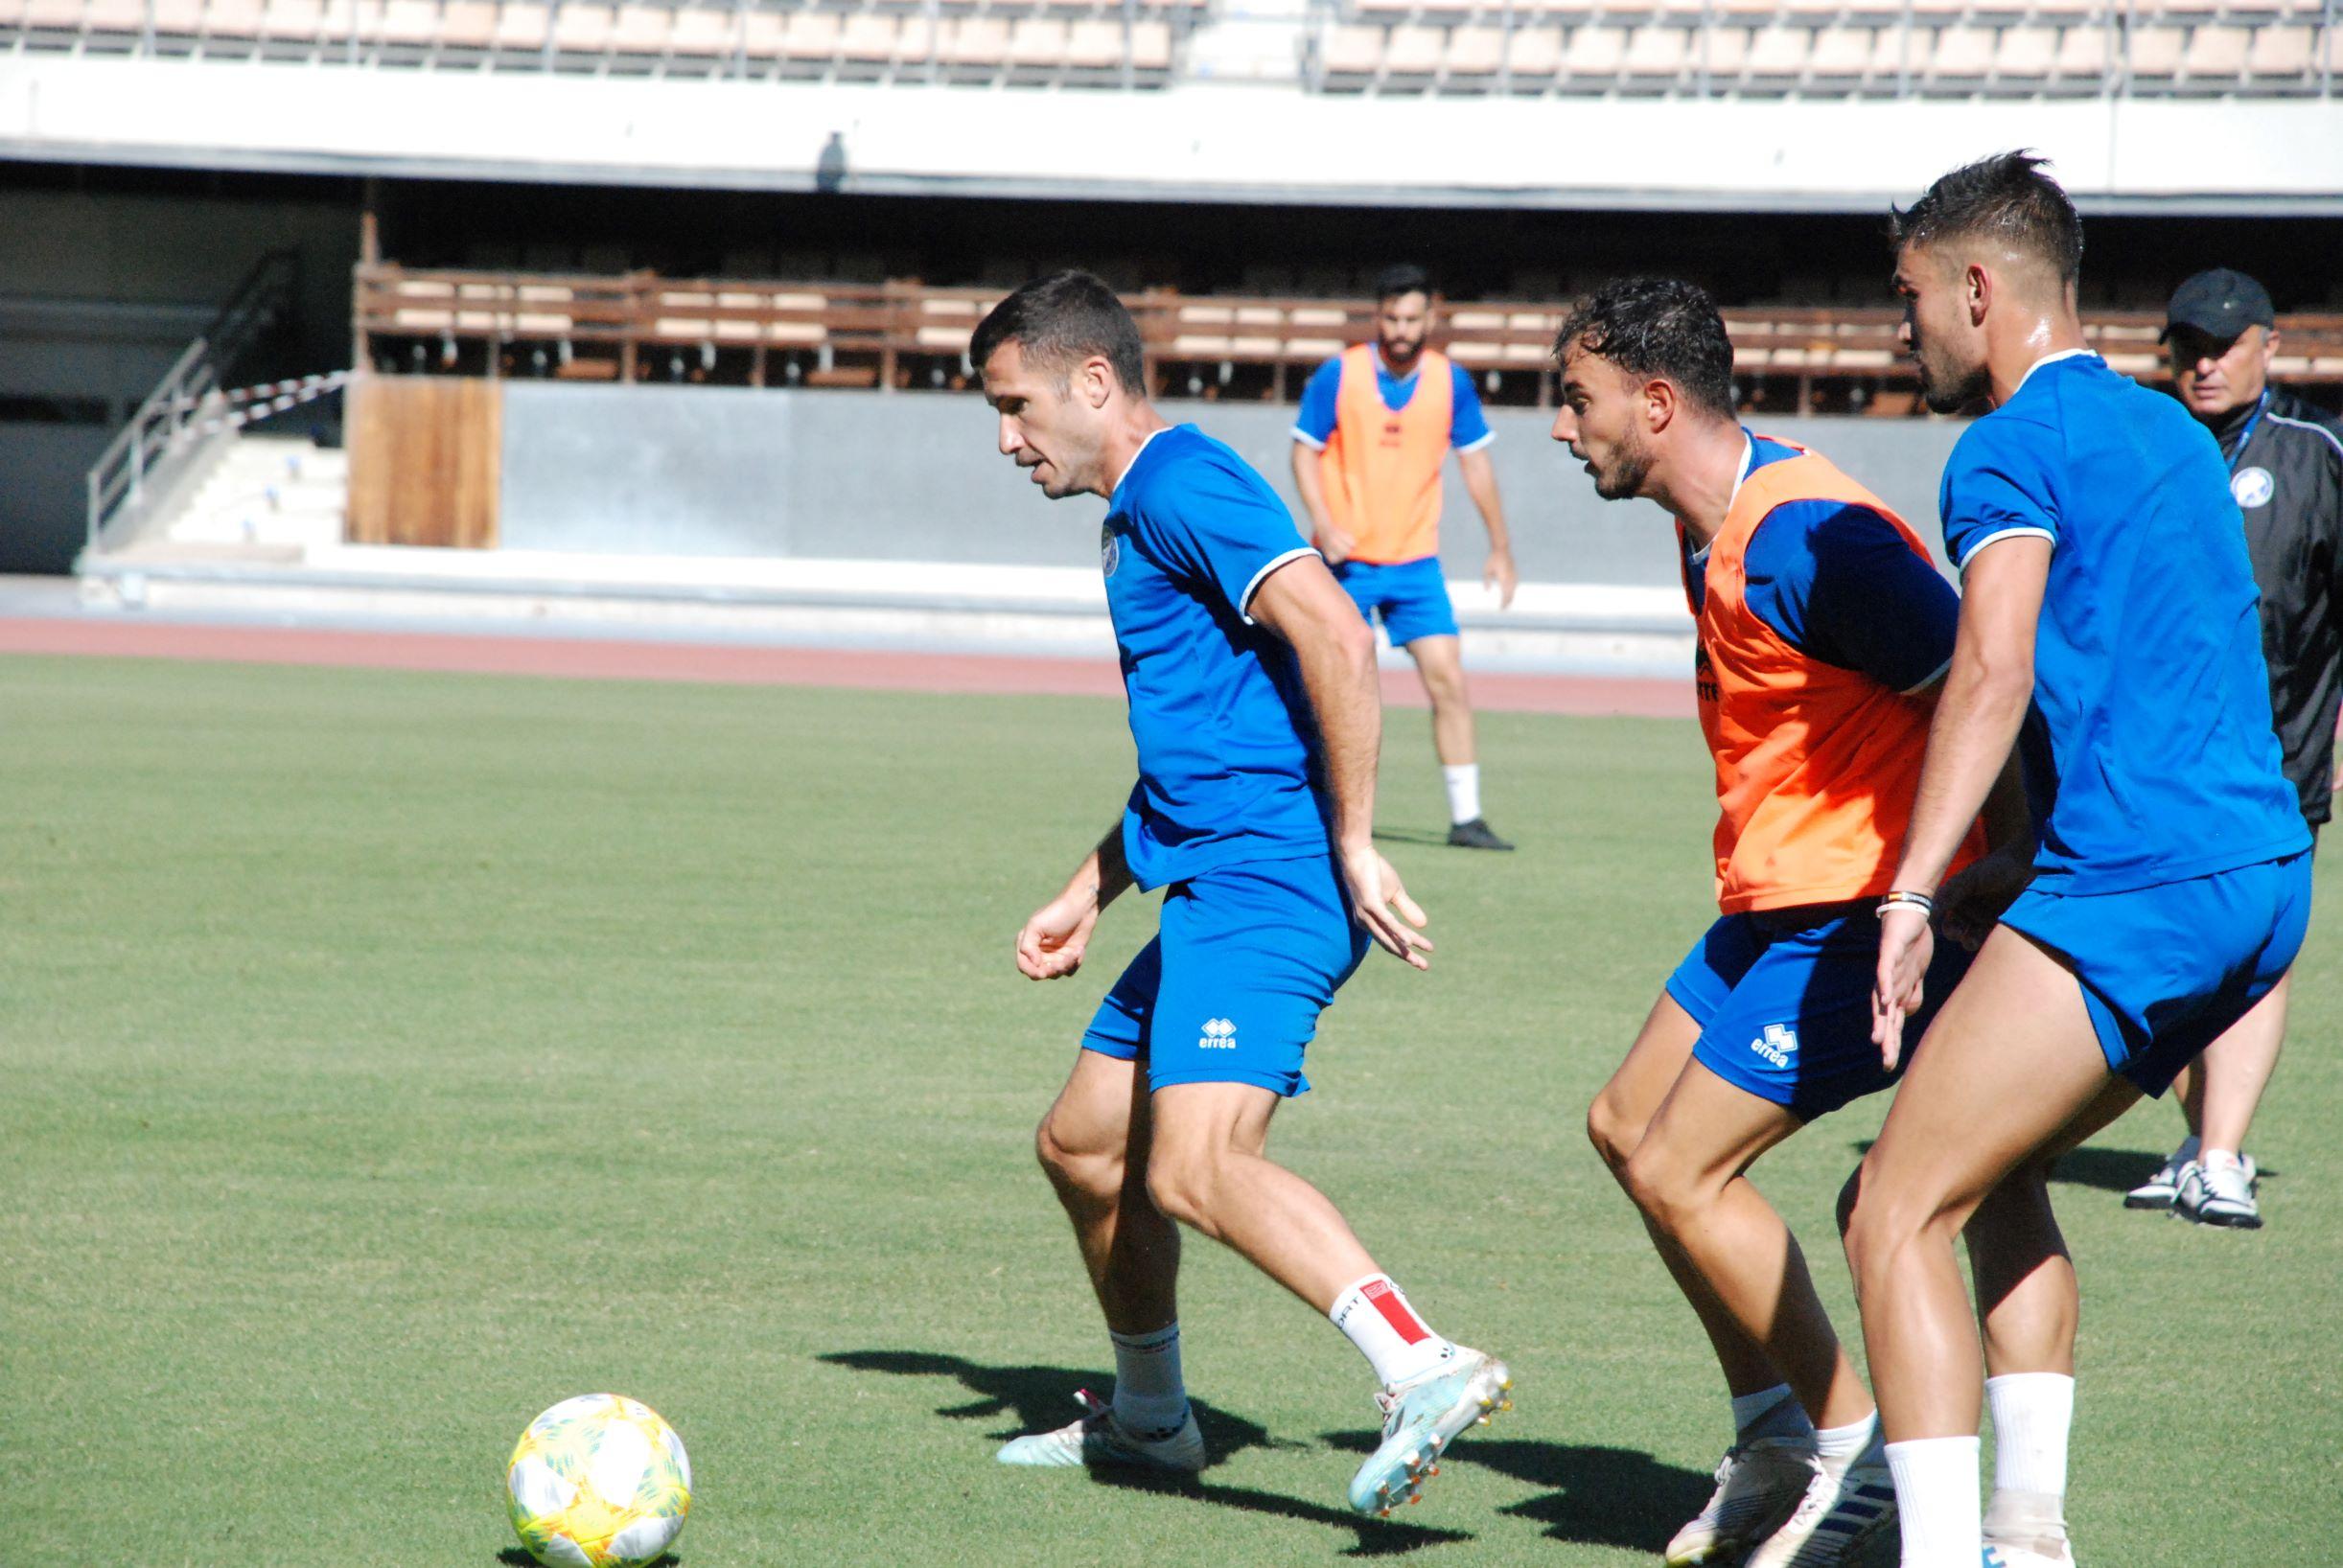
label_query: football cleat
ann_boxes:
[2174,1158,2262,1229]
[1447,818,1516,852]
[1346,1347,1513,1516]
[1664,1437,1820,1565]
[2123,1142,2195,1210]
[995,1389,1206,1472]
[1743,1460,1897,1567]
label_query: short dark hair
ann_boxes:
[969,270,1146,394]
[1553,277,1737,420]
[1891,150,2083,286]
[1375,265,1432,304]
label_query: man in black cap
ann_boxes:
[2123,266,2343,1228]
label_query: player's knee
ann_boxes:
[1585,1089,1644,1177]
[1141,1150,1218,1232]
[1619,1139,1695,1228]
[1034,1111,1121,1204]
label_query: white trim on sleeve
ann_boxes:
[1290,426,1329,451]
[1955,525,2055,571]
[2265,411,2343,465]
[1454,430,1496,454]
[1238,545,1320,623]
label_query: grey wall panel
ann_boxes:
[499,382,1970,585]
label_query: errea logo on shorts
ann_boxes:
[1197,1017,1237,1049]
[1751,1024,1798,1069]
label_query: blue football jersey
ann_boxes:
[1105,425,1332,889]
[1938,353,2309,893]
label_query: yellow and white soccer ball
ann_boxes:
[506,1394,692,1568]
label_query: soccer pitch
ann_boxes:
[6,653,2339,1567]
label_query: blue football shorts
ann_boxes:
[1999,850,2313,1096]
[1333,556,1459,647]
[1667,902,1976,1121]
[1080,854,1372,1097]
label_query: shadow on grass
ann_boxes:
[1847,1139,2277,1195]
[499,1555,677,1567]
[1370,827,1454,848]
[1319,1428,1709,1554]
[823,1349,1472,1556]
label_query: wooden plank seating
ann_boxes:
[353,265,2343,409]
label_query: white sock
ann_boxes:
[2202,1145,2246,1171]
[1329,1273,1454,1388]
[1885,1436,1983,1568]
[1985,1372,2072,1499]
[1108,1324,1189,1440]
[1443,764,1481,825]
[1732,1384,1816,1447]
[1815,1410,1884,1470]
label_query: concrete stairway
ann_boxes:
[132,434,348,561]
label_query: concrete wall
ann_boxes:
[500,382,1968,585]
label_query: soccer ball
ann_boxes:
[505,1394,692,1568]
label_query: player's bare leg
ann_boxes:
[1035,1049,1180,1333]
[2179,973,2289,1225]
[1950,1076,2135,1566]
[1629,1059,1899,1565]
[1594,993,1869,1564]
[1409,634,1511,850]
[1147,1079,1513,1515]
[1842,927,2121,1566]
[2132,975,2285,1219]
[1589,993,1786,1400]
[1000,1050,1202,1472]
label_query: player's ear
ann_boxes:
[1644,376,1678,435]
[1079,355,1115,409]
[1965,260,1991,327]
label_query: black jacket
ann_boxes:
[2211,386,2343,824]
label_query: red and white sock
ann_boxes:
[1329,1273,1454,1388]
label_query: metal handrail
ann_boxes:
[81,249,301,558]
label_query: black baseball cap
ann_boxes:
[2161,268,2276,342]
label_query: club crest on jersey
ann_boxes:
[1102,524,1122,578]
[2232,466,2275,510]
[1751,1023,1798,1068]
[1197,1017,1237,1049]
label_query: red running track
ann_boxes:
[0,616,1689,719]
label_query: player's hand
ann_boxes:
[1015,888,1101,981]
[1936,847,2032,952]
[1341,844,1433,970]
[1316,526,1355,567]
[1870,904,1934,1069]
[1484,546,1518,611]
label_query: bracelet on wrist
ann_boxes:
[1877,889,1936,918]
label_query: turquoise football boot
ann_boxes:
[1346,1347,1513,1517]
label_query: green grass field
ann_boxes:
[5,653,2340,1567]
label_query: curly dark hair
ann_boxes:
[969,270,1147,394]
[1891,150,2083,286]
[1552,277,1736,420]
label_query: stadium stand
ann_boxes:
[1308,0,2337,95]
[4,0,2331,91]
[348,264,2343,411]
[1,0,1195,83]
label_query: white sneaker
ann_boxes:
[2123,1141,2196,1210]
[1743,1459,1897,1567]
[1664,1437,1820,1565]
[994,1388,1206,1472]
[2174,1158,2262,1229]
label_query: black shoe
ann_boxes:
[1447,818,1515,851]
